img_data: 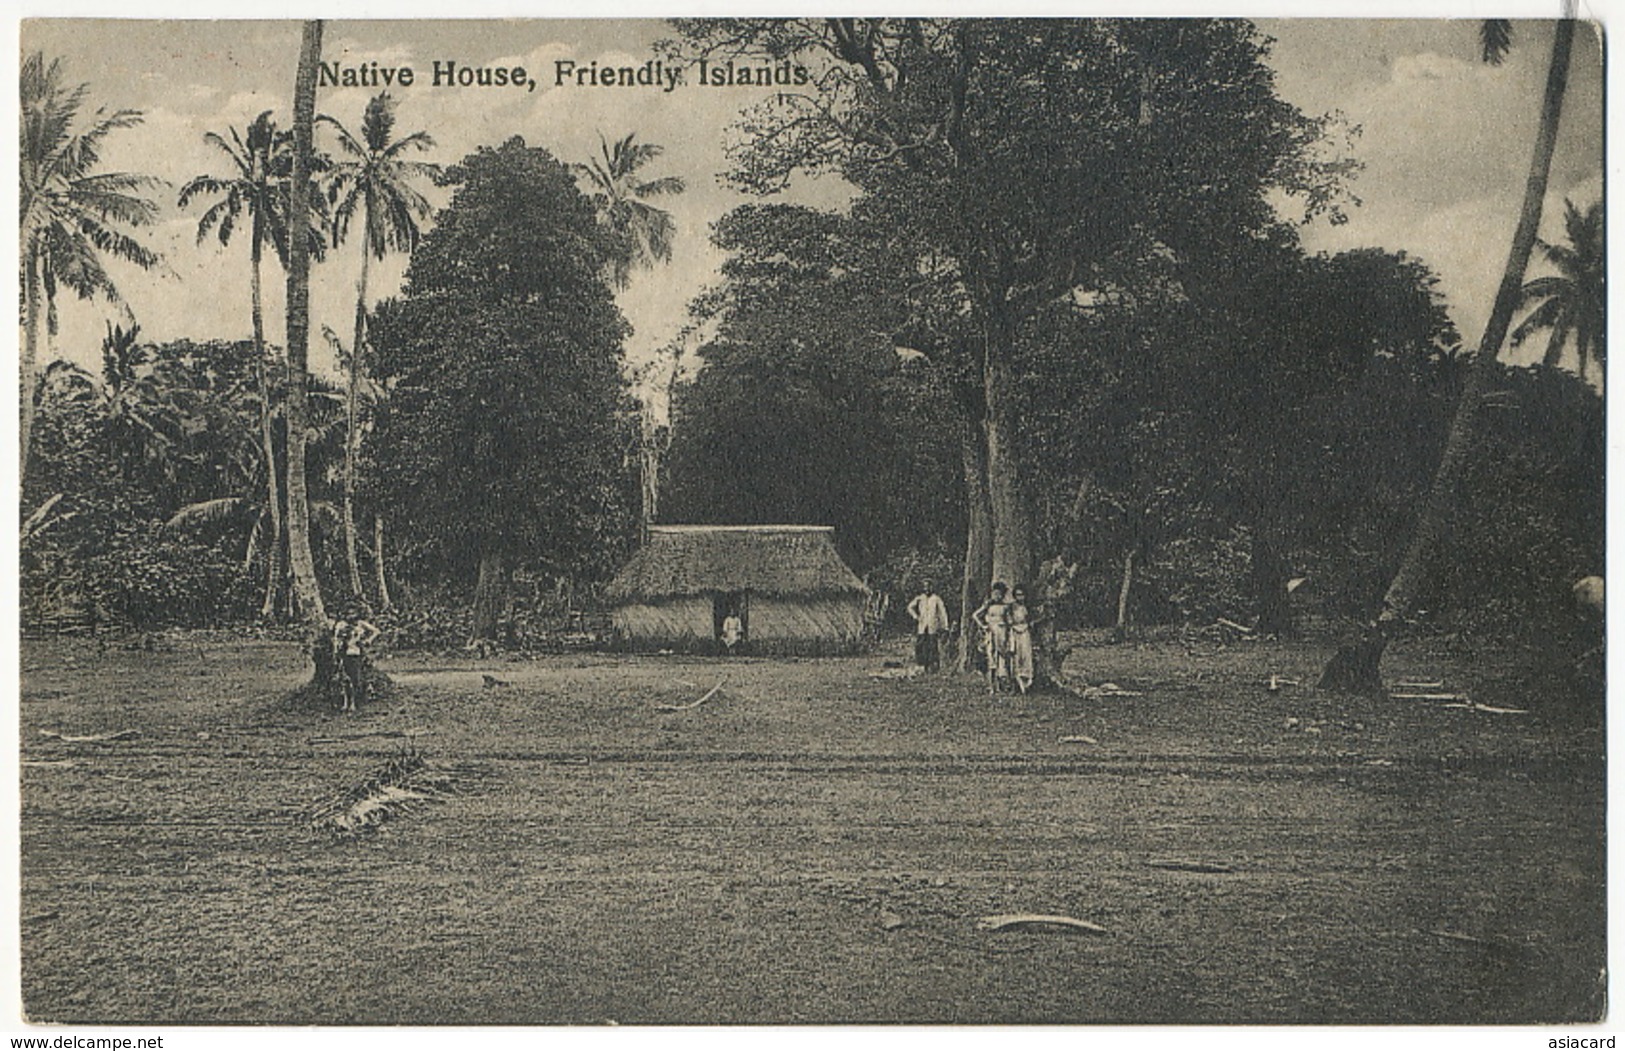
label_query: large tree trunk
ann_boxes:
[251,240,287,621]
[1320,19,1575,693]
[21,247,43,486]
[283,19,327,629]
[1251,524,1294,637]
[343,222,372,601]
[470,547,512,645]
[981,307,1051,684]
[983,344,1035,593]
[958,421,993,673]
[373,513,393,611]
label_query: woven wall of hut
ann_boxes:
[750,596,863,650]
[611,597,713,650]
[611,594,865,655]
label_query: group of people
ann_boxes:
[906,579,1039,694]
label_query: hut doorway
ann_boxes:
[714,591,748,652]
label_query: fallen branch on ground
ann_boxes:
[1081,682,1142,698]
[1216,617,1255,635]
[976,913,1108,935]
[39,729,141,743]
[307,727,433,745]
[1392,692,1469,702]
[1058,734,1098,745]
[1148,859,1235,874]
[655,680,724,712]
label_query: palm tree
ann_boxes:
[19,51,161,484]
[574,131,685,290]
[280,18,329,630]
[1319,19,1579,692]
[1512,197,1604,376]
[575,132,685,540]
[178,111,322,617]
[320,92,437,604]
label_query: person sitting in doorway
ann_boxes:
[720,606,744,656]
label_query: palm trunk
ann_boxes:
[1113,547,1136,641]
[283,18,327,628]
[21,245,42,486]
[343,221,372,601]
[639,406,659,544]
[1320,19,1575,693]
[958,420,993,673]
[373,513,393,610]
[251,239,286,620]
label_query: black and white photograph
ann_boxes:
[12,7,1610,1033]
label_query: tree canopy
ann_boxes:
[368,137,634,625]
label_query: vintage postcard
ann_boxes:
[15,11,1607,1033]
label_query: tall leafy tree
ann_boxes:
[370,137,633,643]
[663,203,963,572]
[1320,19,1580,692]
[1512,197,1604,375]
[19,51,160,484]
[321,91,438,603]
[282,19,328,626]
[671,18,1347,679]
[178,110,325,617]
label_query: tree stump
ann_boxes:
[1316,622,1388,695]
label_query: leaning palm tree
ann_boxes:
[320,92,438,605]
[178,110,323,617]
[1319,19,1580,692]
[1511,197,1604,376]
[283,19,329,627]
[19,51,160,485]
[574,131,685,290]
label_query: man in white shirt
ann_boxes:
[906,580,951,673]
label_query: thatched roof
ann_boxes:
[605,525,867,601]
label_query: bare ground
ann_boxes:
[18,632,1605,1024]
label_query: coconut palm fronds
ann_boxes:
[307,751,467,839]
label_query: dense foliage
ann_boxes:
[367,137,636,638]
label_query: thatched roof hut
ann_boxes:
[605,525,868,655]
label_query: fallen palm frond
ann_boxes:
[655,680,724,712]
[976,913,1109,935]
[307,751,467,839]
[39,728,141,743]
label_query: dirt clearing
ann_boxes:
[19,634,1604,1023]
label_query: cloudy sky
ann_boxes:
[20,16,1605,389]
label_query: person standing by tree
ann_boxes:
[1006,585,1036,694]
[331,602,381,712]
[972,582,1012,694]
[906,579,950,673]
